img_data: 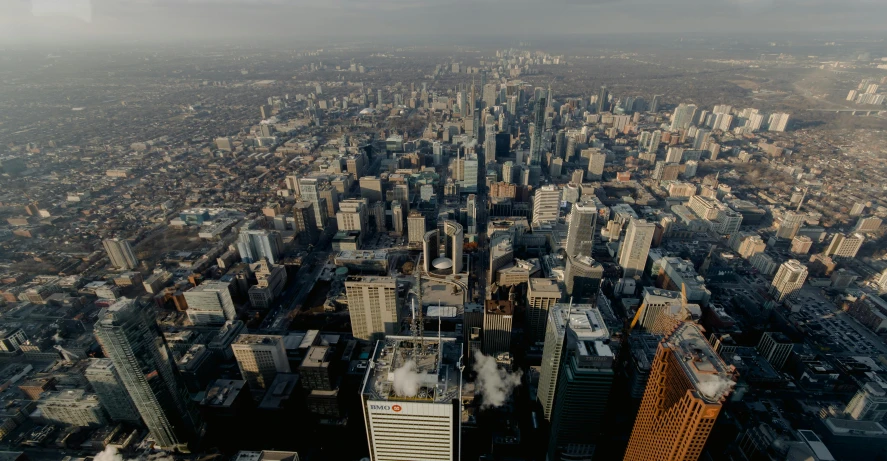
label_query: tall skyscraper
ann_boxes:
[407,212,426,246]
[236,229,283,265]
[532,185,561,226]
[293,201,319,245]
[670,103,698,131]
[530,97,546,166]
[84,358,141,424]
[391,201,404,236]
[361,336,463,461]
[231,334,291,391]
[587,151,606,180]
[777,211,806,239]
[547,305,615,461]
[422,230,440,273]
[93,298,202,451]
[824,232,864,259]
[483,300,513,355]
[618,219,656,278]
[555,129,566,160]
[565,201,598,258]
[597,85,609,114]
[337,198,370,241]
[360,176,384,203]
[647,130,662,153]
[624,323,736,461]
[345,277,401,341]
[756,332,792,370]
[565,255,604,303]
[182,281,236,326]
[483,83,498,108]
[466,194,477,234]
[443,221,464,274]
[298,177,332,228]
[103,238,138,270]
[649,95,661,113]
[768,113,790,132]
[538,304,608,421]
[770,259,808,302]
[527,279,562,343]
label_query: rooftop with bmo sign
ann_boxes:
[361,336,464,461]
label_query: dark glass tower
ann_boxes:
[94,298,203,451]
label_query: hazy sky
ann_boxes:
[1,0,885,46]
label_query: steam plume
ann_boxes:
[392,359,421,397]
[473,351,522,408]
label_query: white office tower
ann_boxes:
[237,229,283,265]
[502,161,515,184]
[648,130,662,153]
[768,113,790,132]
[665,147,684,163]
[103,238,139,270]
[84,358,140,424]
[846,380,887,421]
[746,111,765,132]
[635,287,696,334]
[565,201,598,258]
[824,232,864,259]
[407,212,426,245]
[618,219,655,278]
[361,336,463,461]
[770,259,808,302]
[182,281,236,325]
[299,177,329,228]
[466,194,477,235]
[231,334,291,391]
[443,221,464,274]
[532,185,561,226]
[777,211,806,239]
[337,198,369,238]
[527,279,562,343]
[878,269,887,293]
[433,141,444,166]
[391,201,404,236]
[345,277,402,341]
[670,103,698,131]
[587,151,606,180]
[537,303,608,421]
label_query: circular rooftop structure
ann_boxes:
[335,267,349,276]
[432,257,454,270]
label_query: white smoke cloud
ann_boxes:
[696,377,736,400]
[94,446,123,461]
[473,351,522,408]
[52,331,63,343]
[392,359,422,397]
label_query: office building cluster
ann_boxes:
[0,41,886,461]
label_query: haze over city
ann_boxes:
[0,1,886,461]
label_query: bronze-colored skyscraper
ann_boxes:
[624,322,736,461]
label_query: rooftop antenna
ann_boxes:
[416,255,425,354]
[438,299,443,370]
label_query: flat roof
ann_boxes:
[361,336,461,404]
[666,323,735,403]
[258,373,299,409]
[550,303,609,342]
[202,379,247,407]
